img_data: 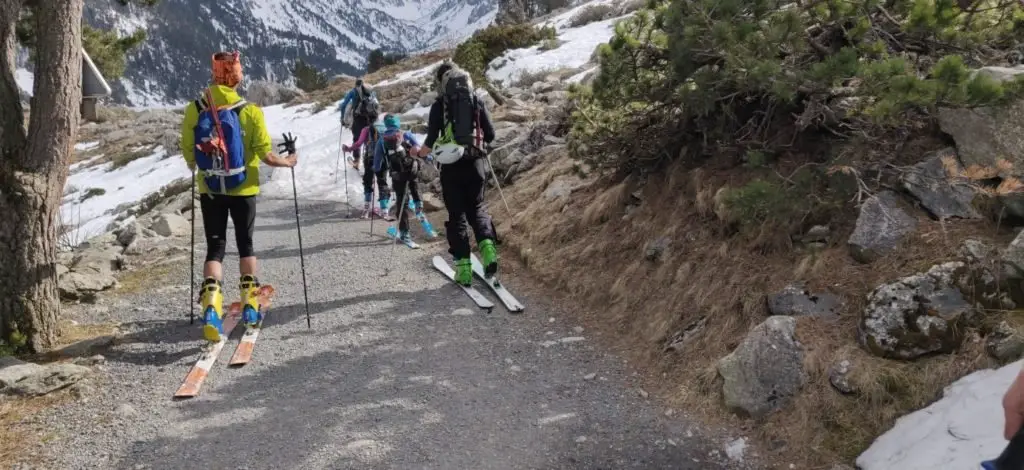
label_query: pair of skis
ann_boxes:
[432,254,525,313]
[174,285,275,399]
[384,199,439,249]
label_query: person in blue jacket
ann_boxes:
[374,114,426,243]
[337,78,380,168]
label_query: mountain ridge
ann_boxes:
[76,0,496,106]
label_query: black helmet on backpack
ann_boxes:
[355,78,364,87]
[434,61,454,90]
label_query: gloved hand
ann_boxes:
[278,132,298,155]
[342,116,352,127]
[342,144,351,152]
[483,143,494,154]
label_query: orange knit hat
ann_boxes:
[212,51,242,88]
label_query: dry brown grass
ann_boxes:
[0,392,71,466]
[493,145,1014,467]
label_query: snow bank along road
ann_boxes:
[42,196,748,469]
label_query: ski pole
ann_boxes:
[343,149,350,213]
[290,167,312,329]
[189,170,196,325]
[485,152,514,218]
[383,180,410,277]
[334,134,342,185]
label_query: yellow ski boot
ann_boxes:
[200,278,225,342]
[239,274,263,327]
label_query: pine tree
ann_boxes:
[292,58,327,92]
[16,0,154,81]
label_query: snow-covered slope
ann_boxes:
[79,0,497,106]
[857,360,1021,469]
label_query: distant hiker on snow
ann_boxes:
[180,51,299,343]
[416,60,498,286]
[337,77,381,171]
[375,113,426,244]
[343,117,391,219]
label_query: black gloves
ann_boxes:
[278,132,297,155]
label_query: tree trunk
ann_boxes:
[0,0,82,352]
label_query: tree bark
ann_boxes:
[0,0,82,352]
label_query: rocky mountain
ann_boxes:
[81,0,497,106]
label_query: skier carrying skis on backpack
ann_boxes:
[338,78,380,171]
[343,118,392,219]
[416,60,498,286]
[180,51,299,343]
[375,113,426,244]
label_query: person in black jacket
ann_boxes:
[417,61,497,286]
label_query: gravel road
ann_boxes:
[39,197,752,470]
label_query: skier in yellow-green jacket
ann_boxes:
[180,51,298,343]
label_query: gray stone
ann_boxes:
[71,245,124,276]
[938,91,1024,178]
[859,262,974,359]
[542,176,578,201]
[530,80,555,94]
[150,213,189,237]
[420,192,444,212]
[987,320,1024,362]
[493,126,526,147]
[663,316,707,353]
[902,149,981,219]
[418,91,438,107]
[0,359,91,396]
[503,109,536,123]
[828,359,856,395]
[58,271,117,302]
[718,316,806,417]
[115,222,144,247]
[766,283,842,317]
[848,191,917,263]
[645,237,670,262]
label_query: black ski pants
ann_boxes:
[440,155,494,259]
[362,153,390,202]
[200,194,256,263]
[350,115,370,160]
[391,169,421,233]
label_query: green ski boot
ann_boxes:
[454,258,472,286]
[479,239,498,277]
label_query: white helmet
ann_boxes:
[432,143,464,164]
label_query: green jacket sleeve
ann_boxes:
[243,105,272,163]
[180,102,198,170]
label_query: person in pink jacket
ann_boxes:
[343,122,390,218]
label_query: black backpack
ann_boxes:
[382,131,415,174]
[354,86,380,117]
[440,69,478,147]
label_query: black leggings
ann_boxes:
[362,153,390,201]
[350,115,370,160]
[200,194,256,263]
[391,171,421,232]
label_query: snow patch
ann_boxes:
[16,68,32,96]
[74,141,100,151]
[62,147,189,244]
[486,15,628,86]
[374,60,444,88]
[856,360,1022,469]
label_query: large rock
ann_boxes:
[247,80,304,106]
[417,91,438,107]
[0,357,91,396]
[938,66,1024,177]
[476,88,497,110]
[986,320,1024,362]
[766,283,842,317]
[420,192,444,212]
[59,271,117,301]
[848,191,917,263]
[902,149,981,219]
[859,262,974,359]
[71,245,123,276]
[492,125,526,148]
[150,213,190,237]
[717,316,806,417]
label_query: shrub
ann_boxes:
[292,58,328,92]
[538,38,562,51]
[367,49,408,74]
[569,3,616,27]
[512,68,555,88]
[81,187,106,201]
[110,148,150,169]
[569,0,1024,175]
[453,23,557,83]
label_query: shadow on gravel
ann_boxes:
[108,287,725,470]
